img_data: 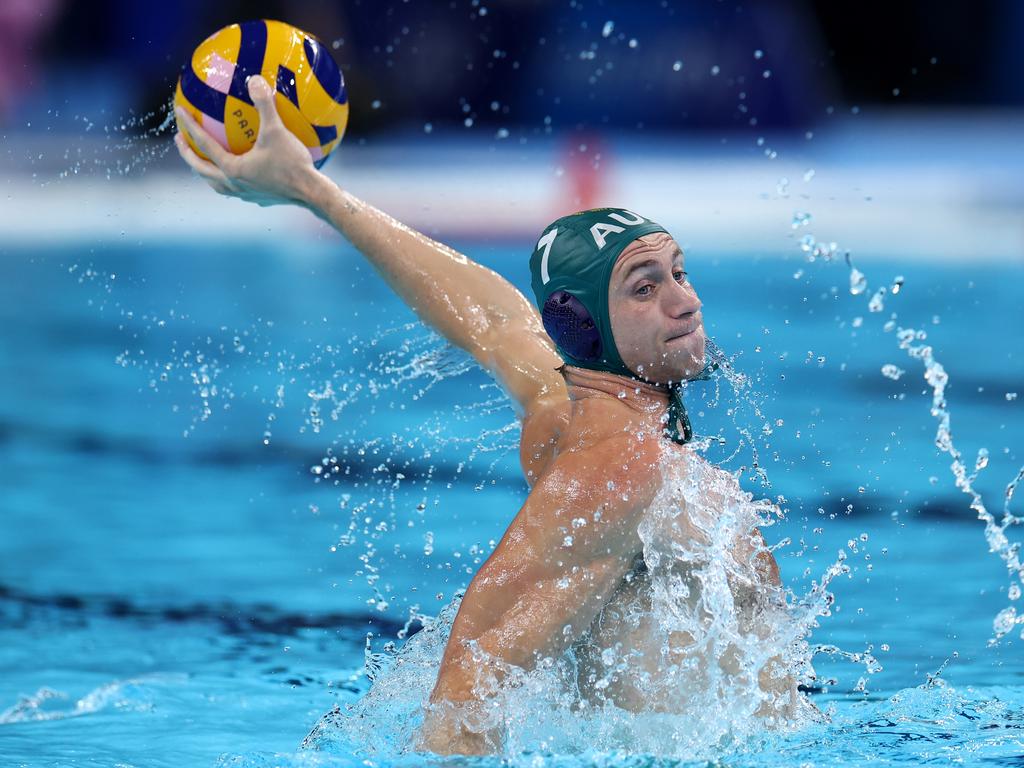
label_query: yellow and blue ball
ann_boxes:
[174,19,349,168]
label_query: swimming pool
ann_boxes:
[1,237,1022,766]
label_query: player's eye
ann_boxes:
[636,284,653,296]
[673,270,688,282]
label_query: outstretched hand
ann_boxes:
[174,75,323,208]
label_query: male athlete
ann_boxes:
[175,76,794,755]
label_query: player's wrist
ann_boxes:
[296,169,338,212]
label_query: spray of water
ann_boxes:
[67,182,885,761]
[799,234,1024,641]
[70,263,880,758]
[301,423,882,760]
[34,100,178,182]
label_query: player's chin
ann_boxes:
[664,328,706,380]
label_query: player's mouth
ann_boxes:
[665,320,702,343]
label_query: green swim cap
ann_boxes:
[529,207,715,444]
[529,207,669,376]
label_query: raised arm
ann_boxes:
[421,435,662,755]
[174,76,564,416]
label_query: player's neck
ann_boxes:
[560,365,669,416]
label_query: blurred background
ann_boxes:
[1,2,1023,764]
[3,0,1023,253]
[6,0,1024,129]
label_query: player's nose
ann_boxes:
[665,279,701,318]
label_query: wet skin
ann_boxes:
[172,86,785,756]
[423,234,786,754]
[608,232,707,385]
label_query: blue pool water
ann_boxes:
[1,237,1023,766]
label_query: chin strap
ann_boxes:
[664,361,718,445]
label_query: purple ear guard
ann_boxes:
[541,290,603,362]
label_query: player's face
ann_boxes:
[607,233,706,384]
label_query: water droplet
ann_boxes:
[602,20,615,37]
[791,211,812,229]
[891,275,905,295]
[754,49,764,59]
[672,60,683,72]
[881,364,905,381]
[710,65,720,76]
[849,267,867,296]
[628,38,638,49]
[371,99,382,109]
[868,287,887,313]
[423,122,433,134]
[993,606,1018,638]
[975,448,989,472]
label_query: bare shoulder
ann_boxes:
[481,325,566,419]
[523,431,664,537]
[517,390,666,491]
[518,395,571,483]
[561,432,663,499]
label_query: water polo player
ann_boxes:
[175,75,803,756]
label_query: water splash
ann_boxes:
[302,447,876,760]
[799,229,1024,641]
[72,262,520,617]
[891,325,1024,640]
[38,100,179,182]
[1006,464,1024,519]
[696,337,773,487]
[79,261,877,759]
[0,677,171,723]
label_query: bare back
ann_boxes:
[515,372,788,713]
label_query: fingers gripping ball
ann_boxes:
[174,19,349,169]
